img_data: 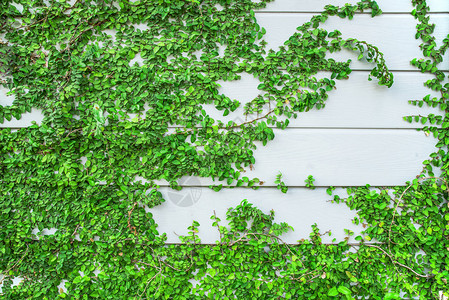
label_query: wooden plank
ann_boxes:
[257,0,449,13]
[148,187,364,244]
[255,14,449,71]
[2,15,447,128]
[1,72,442,129]
[10,0,449,14]
[0,111,44,128]
[0,86,45,128]
[148,129,436,187]
[209,71,441,128]
[248,129,435,187]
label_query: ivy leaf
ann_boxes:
[337,286,351,295]
[73,276,82,284]
[328,287,338,296]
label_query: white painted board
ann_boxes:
[256,14,449,71]
[257,0,449,13]
[150,129,437,187]
[0,0,445,248]
[212,71,442,128]
[149,187,364,244]
[1,72,443,129]
[248,129,436,186]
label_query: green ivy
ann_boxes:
[0,0,447,298]
[305,175,316,190]
[275,171,288,194]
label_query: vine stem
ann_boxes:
[290,270,315,282]
[213,210,223,242]
[174,109,275,136]
[0,244,29,284]
[228,232,299,260]
[364,244,431,278]
[138,272,161,299]
[127,202,138,235]
[64,128,83,139]
[72,224,80,236]
[387,176,447,254]
[213,210,225,255]
[19,0,82,30]
[227,109,274,129]
[62,20,106,53]
[138,247,164,300]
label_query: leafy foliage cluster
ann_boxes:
[274,172,288,194]
[0,0,447,298]
[305,175,316,190]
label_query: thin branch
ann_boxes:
[227,109,274,129]
[365,244,431,278]
[64,128,82,139]
[388,176,447,254]
[290,270,315,282]
[72,224,80,236]
[62,20,106,53]
[213,210,223,242]
[0,244,29,284]
[174,109,274,136]
[228,232,299,259]
[147,245,193,273]
[127,202,138,236]
[20,0,82,30]
[306,273,321,283]
[138,272,160,299]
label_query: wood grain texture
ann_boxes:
[256,14,449,71]
[148,187,364,244]
[148,129,436,187]
[257,0,449,13]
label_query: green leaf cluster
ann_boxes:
[0,0,447,299]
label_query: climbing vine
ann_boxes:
[0,0,447,299]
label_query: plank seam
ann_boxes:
[0,127,427,130]
[151,185,411,188]
[254,11,449,14]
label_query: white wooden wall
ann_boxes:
[1,0,448,244]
